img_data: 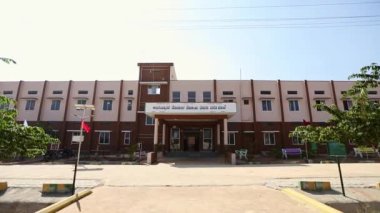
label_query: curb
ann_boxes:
[42,183,73,194]
[0,182,8,192]
[36,189,92,213]
[282,188,342,213]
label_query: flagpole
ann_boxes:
[72,104,95,195]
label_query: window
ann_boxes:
[170,128,180,150]
[78,90,88,94]
[315,100,325,111]
[123,131,131,145]
[103,100,113,111]
[203,128,213,150]
[0,103,10,110]
[51,100,61,110]
[3,90,13,95]
[223,99,234,103]
[343,100,352,111]
[148,85,160,95]
[228,132,236,145]
[188,91,196,102]
[145,116,155,125]
[99,132,110,144]
[243,99,249,105]
[223,91,233,95]
[127,100,132,111]
[25,100,36,110]
[262,100,272,111]
[287,91,298,95]
[77,99,87,105]
[128,90,133,95]
[341,91,347,95]
[289,100,300,111]
[71,131,81,144]
[314,90,325,95]
[28,90,37,95]
[172,91,180,102]
[291,135,304,145]
[104,90,114,94]
[368,91,378,95]
[52,90,63,94]
[203,91,211,102]
[264,132,276,145]
[260,91,271,95]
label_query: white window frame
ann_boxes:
[343,100,352,111]
[25,99,36,110]
[70,131,81,144]
[291,135,304,145]
[99,131,111,145]
[145,116,155,125]
[127,100,132,111]
[148,85,160,95]
[77,99,87,105]
[315,99,325,111]
[228,132,236,145]
[263,132,276,145]
[123,131,131,145]
[262,100,272,111]
[203,91,211,102]
[103,99,113,111]
[188,91,196,102]
[172,91,180,102]
[289,100,300,111]
[51,99,61,111]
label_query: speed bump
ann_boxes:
[42,183,73,194]
[0,182,8,192]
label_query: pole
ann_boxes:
[72,108,86,195]
[337,157,345,196]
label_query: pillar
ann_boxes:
[223,118,228,145]
[217,124,220,145]
[162,124,166,145]
[154,118,159,145]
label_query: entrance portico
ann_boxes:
[145,103,236,153]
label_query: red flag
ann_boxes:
[303,119,311,126]
[81,120,91,133]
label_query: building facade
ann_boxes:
[1,63,379,155]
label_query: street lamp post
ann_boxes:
[71,104,95,195]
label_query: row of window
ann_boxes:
[23,99,134,111]
[18,98,358,112]
[68,130,301,146]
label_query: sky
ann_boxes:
[1,0,379,81]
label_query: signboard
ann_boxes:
[72,135,84,143]
[145,102,236,116]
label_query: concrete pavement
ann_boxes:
[0,162,379,212]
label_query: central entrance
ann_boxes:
[170,127,214,152]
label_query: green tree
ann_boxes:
[0,96,58,159]
[290,63,380,147]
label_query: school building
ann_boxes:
[1,63,378,155]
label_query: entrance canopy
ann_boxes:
[145,102,236,118]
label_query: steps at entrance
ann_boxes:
[165,151,219,158]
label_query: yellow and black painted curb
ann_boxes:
[282,188,342,213]
[300,181,331,191]
[42,183,73,194]
[377,182,380,189]
[0,182,8,192]
[36,189,92,213]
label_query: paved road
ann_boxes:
[0,162,379,212]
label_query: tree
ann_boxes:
[0,96,58,160]
[0,57,16,64]
[290,63,380,147]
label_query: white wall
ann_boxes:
[40,81,69,121]
[254,81,282,122]
[120,81,138,122]
[17,81,44,121]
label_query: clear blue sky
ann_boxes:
[1,0,379,81]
